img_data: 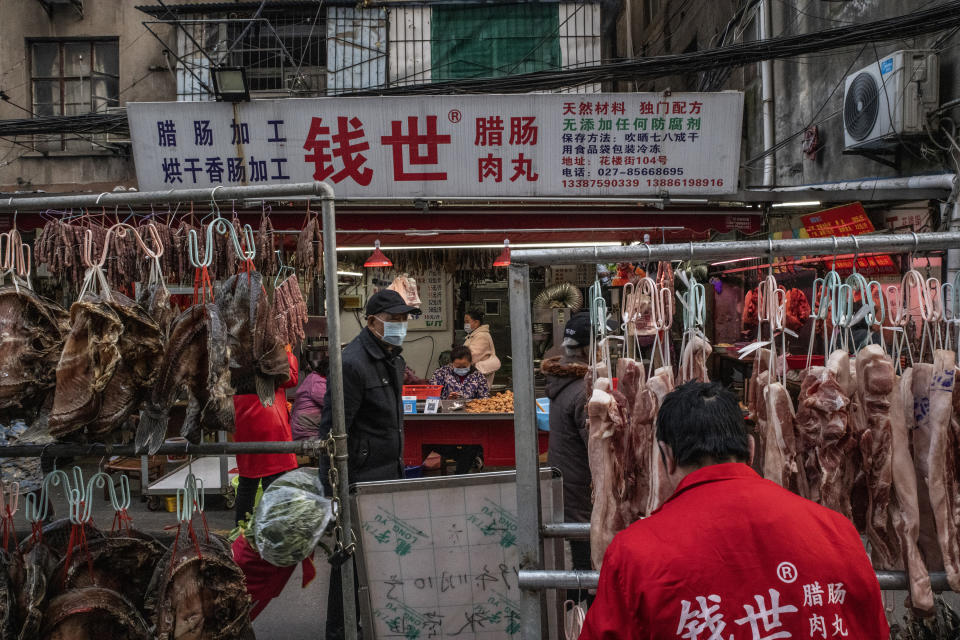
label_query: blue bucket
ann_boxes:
[536,397,550,431]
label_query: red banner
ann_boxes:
[801,203,897,274]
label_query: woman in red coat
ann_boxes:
[233,348,299,524]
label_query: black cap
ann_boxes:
[563,312,592,347]
[366,289,421,316]
[563,311,615,346]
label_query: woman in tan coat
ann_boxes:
[463,308,500,386]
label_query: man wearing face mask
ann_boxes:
[319,288,420,639]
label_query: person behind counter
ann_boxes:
[428,346,490,400]
[463,308,500,386]
[290,355,327,441]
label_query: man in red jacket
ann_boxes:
[580,381,889,640]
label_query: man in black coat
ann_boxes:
[542,312,593,599]
[319,288,419,639]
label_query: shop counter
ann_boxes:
[402,413,549,468]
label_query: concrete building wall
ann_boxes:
[0,0,174,192]
[615,0,960,190]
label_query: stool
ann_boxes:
[103,456,166,499]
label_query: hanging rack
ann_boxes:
[506,230,960,640]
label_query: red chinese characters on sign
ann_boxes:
[381,115,452,181]
[479,154,503,183]
[302,116,373,186]
[801,202,897,274]
[475,117,504,146]
[474,116,540,183]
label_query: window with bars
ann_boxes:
[173,9,328,101]
[30,38,119,152]
[31,38,119,117]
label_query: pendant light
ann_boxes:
[363,240,393,268]
[493,239,511,267]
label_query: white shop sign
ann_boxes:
[127,92,743,197]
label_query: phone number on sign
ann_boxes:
[562,177,725,188]
[595,167,684,177]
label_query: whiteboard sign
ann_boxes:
[127,92,744,196]
[408,271,447,331]
[350,470,562,639]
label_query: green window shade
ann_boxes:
[431,4,561,80]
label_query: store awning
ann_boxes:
[261,209,763,248]
[7,207,762,244]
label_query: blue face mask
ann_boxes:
[381,321,407,346]
[453,366,470,376]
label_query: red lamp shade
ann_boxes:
[493,239,511,267]
[364,240,393,268]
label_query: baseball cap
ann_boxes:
[366,289,421,316]
[562,312,592,347]
[562,311,617,347]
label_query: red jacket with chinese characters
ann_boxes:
[579,463,889,640]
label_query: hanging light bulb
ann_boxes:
[363,239,393,268]
[493,239,511,267]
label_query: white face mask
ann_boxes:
[381,321,408,346]
[464,323,474,334]
[563,346,582,358]
[453,366,470,376]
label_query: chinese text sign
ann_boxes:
[128,93,744,197]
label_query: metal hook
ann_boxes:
[94,192,110,205]
[851,236,860,274]
[831,237,838,271]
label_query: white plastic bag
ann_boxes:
[250,468,333,567]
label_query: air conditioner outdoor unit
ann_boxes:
[843,50,939,150]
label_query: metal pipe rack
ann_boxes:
[0,181,358,640]
[516,570,954,593]
[0,440,323,457]
[508,231,960,639]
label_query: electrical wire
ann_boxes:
[344,0,960,96]
[742,43,867,168]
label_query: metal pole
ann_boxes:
[510,231,960,266]
[519,570,599,591]
[947,200,960,313]
[767,173,955,193]
[318,183,358,640]
[542,522,590,539]
[758,0,776,187]
[0,181,331,210]
[0,440,322,457]
[509,263,544,640]
[516,569,953,593]
[875,571,952,592]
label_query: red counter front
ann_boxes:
[402,413,549,467]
